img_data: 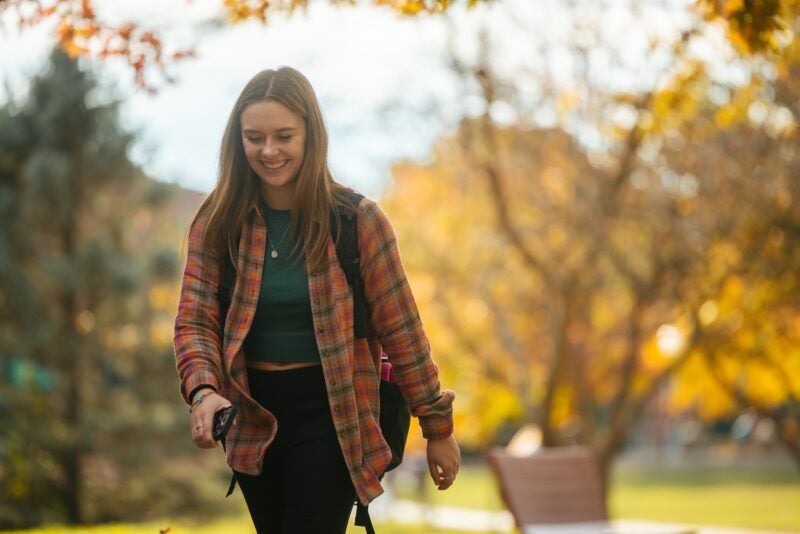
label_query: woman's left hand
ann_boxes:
[426,434,461,490]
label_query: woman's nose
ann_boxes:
[261,139,278,157]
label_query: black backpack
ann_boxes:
[216,191,410,533]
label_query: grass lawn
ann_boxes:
[4,463,798,533]
[610,465,800,532]
[1,519,476,534]
[391,462,800,532]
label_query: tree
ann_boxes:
[660,35,800,463]
[0,49,224,528]
[1,0,488,90]
[381,0,800,491]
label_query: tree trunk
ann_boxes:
[60,174,83,524]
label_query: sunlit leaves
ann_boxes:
[698,0,798,55]
[375,0,456,15]
[223,0,273,22]
[4,0,195,91]
[4,0,487,90]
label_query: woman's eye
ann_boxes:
[278,135,292,141]
[246,137,262,143]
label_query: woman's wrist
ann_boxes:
[190,387,217,409]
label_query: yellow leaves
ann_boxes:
[713,78,763,129]
[557,89,580,118]
[647,60,707,135]
[540,165,573,205]
[224,0,272,23]
[550,384,575,428]
[699,299,719,326]
[545,224,568,251]
[668,350,735,418]
[375,0,455,15]
[698,0,794,55]
[717,0,745,17]
[222,0,476,21]
[713,104,740,128]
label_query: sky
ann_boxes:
[0,0,727,198]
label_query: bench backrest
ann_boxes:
[486,446,608,526]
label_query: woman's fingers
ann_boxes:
[191,416,215,448]
[427,459,457,490]
[191,398,231,449]
[426,435,461,490]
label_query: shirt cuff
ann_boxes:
[188,384,217,404]
[182,369,221,405]
[415,389,456,440]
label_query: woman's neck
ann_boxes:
[260,188,294,210]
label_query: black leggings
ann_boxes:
[234,364,356,534]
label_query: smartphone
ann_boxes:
[212,405,237,441]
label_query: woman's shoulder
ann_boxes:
[187,207,212,240]
[354,195,386,224]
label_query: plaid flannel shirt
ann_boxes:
[173,196,455,505]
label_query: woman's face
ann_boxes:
[240,99,306,204]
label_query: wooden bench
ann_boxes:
[486,446,608,527]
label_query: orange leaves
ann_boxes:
[374,0,448,15]
[5,1,193,92]
[6,0,193,91]
[698,0,796,55]
[7,0,487,91]
[223,0,272,23]
[219,0,477,21]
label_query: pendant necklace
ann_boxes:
[268,224,291,259]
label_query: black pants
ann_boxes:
[234,364,356,534]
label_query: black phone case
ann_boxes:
[212,405,237,441]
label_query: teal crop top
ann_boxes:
[242,205,321,364]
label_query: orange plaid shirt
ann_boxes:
[173,196,455,505]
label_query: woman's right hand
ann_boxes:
[190,389,234,449]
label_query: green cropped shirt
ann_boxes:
[242,206,320,364]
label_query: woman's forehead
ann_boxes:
[241,100,303,131]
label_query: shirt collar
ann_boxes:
[246,196,266,219]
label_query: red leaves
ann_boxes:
[5,0,194,92]
[7,0,488,91]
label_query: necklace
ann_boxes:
[268,224,291,259]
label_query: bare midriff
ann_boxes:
[245,360,321,372]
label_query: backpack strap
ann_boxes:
[216,250,235,334]
[331,191,370,339]
[216,253,237,498]
[355,502,376,534]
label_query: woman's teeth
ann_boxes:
[262,160,287,170]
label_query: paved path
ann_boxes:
[366,497,789,534]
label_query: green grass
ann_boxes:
[2,519,476,534]
[609,465,800,532]
[392,462,800,532]
[4,463,798,533]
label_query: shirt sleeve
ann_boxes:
[173,213,225,406]
[358,198,455,440]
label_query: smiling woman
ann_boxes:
[172,66,460,534]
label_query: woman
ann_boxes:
[173,66,460,534]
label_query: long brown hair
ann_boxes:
[191,66,357,271]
